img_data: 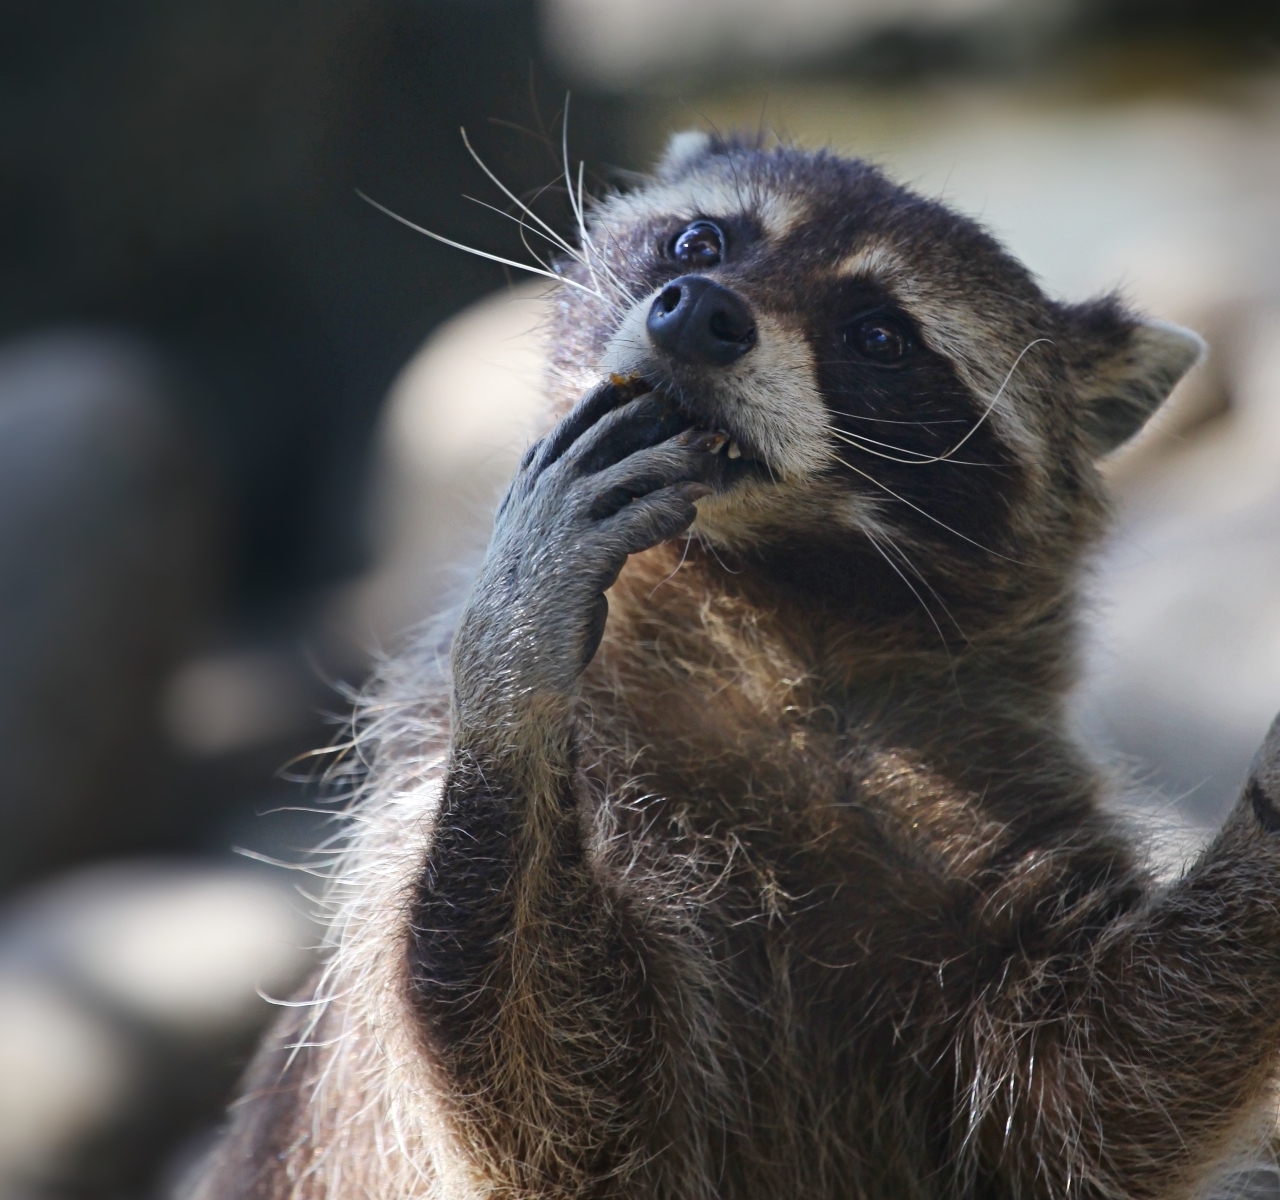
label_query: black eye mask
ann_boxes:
[811,279,1019,551]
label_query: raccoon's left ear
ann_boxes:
[1064,295,1205,456]
[656,129,720,179]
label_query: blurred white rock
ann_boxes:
[0,972,132,1186]
[343,284,549,650]
[541,0,1060,89]
[12,863,314,1036]
[0,861,313,1192]
[162,649,315,758]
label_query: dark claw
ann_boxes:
[1249,781,1280,834]
[679,482,714,501]
[581,594,609,669]
[1246,712,1280,833]
[682,430,729,453]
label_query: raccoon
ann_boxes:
[190,132,1280,1200]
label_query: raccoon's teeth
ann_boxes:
[727,440,743,460]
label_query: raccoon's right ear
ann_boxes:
[1064,294,1205,456]
[656,130,720,179]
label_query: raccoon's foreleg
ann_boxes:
[977,716,1280,1200]
[410,379,721,1197]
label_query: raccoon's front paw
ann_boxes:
[455,377,724,701]
[1247,713,1280,834]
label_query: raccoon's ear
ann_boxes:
[656,130,718,179]
[1065,295,1206,455]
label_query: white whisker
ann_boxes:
[825,337,1052,467]
[829,450,1026,565]
[460,127,580,259]
[695,527,741,575]
[826,410,971,426]
[561,96,601,297]
[649,534,694,597]
[877,529,970,645]
[594,222,646,301]
[462,194,562,279]
[830,427,990,467]
[576,159,638,305]
[355,190,602,299]
[864,527,954,667]
[462,194,576,264]
[932,337,1052,463]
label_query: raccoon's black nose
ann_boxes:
[646,275,757,366]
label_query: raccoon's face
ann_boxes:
[550,133,1201,608]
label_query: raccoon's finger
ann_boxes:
[583,436,724,519]
[599,482,710,557]
[533,374,652,475]
[582,546,630,598]
[516,438,541,473]
[493,462,531,520]
[562,395,696,479]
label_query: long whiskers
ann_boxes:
[360,111,637,311]
[512,167,639,309]
[356,190,605,299]
[830,449,1027,565]
[560,99,602,299]
[468,117,632,309]
[461,127,581,262]
[575,159,640,307]
[863,527,956,669]
[929,337,1052,463]
[557,97,637,307]
[649,534,695,597]
[829,427,991,467]
[462,194,562,271]
[825,337,1053,467]
[878,529,969,643]
[827,411,971,426]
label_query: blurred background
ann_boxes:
[1,0,1279,1193]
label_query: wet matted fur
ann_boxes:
[189,134,1280,1200]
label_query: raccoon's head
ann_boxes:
[548,132,1202,626]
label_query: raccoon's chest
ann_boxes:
[582,669,1011,1007]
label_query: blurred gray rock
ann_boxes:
[0,333,218,891]
[340,285,548,650]
[0,860,313,1198]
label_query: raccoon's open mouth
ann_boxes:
[690,424,766,489]
[645,380,769,488]
[606,372,768,490]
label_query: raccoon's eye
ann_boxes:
[844,314,912,365]
[669,221,724,268]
